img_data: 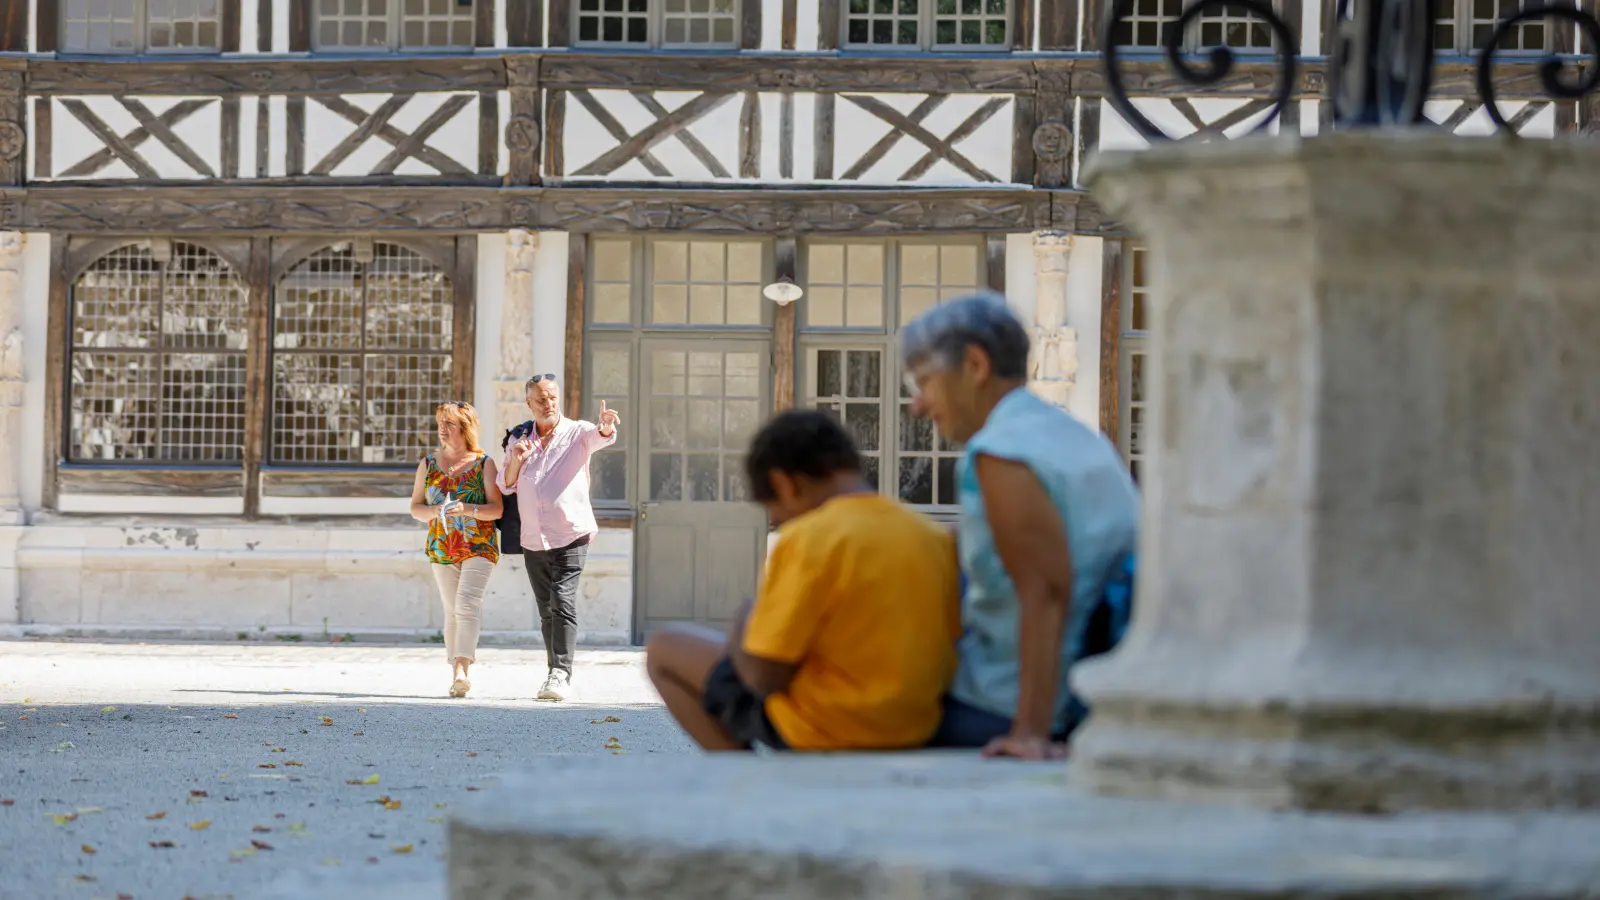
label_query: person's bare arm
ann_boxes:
[727,598,799,698]
[409,460,449,523]
[974,453,1074,760]
[465,457,504,520]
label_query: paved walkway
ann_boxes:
[0,638,692,900]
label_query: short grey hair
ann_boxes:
[899,291,1031,380]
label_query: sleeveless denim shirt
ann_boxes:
[951,388,1140,733]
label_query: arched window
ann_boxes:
[270,242,454,465]
[68,241,248,462]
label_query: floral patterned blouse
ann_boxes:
[423,452,500,566]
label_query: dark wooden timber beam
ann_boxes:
[15,54,1558,101]
[7,184,1096,235]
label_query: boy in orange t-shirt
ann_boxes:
[645,410,960,751]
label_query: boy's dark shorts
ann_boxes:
[701,657,787,750]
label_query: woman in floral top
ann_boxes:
[409,401,503,699]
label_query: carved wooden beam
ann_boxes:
[6,184,1092,235]
[15,53,1565,101]
[0,65,22,186]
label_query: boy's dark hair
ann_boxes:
[744,410,863,503]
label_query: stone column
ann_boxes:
[1028,231,1077,410]
[496,230,537,437]
[1070,133,1600,813]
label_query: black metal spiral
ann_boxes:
[1101,0,1298,141]
[1477,6,1600,132]
[1099,0,1600,139]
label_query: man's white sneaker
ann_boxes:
[537,671,569,701]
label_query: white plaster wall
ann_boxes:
[531,231,570,387]
[20,233,47,518]
[475,232,506,443]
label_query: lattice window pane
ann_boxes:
[807,347,884,490]
[317,0,391,48]
[402,0,476,48]
[648,239,764,326]
[146,0,223,50]
[1119,246,1150,479]
[61,0,140,53]
[577,0,650,44]
[68,242,248,463]
[592,238,634,325]
[661,0,737,44]
[1197,3,1273,48]
[899,242,979,326]
[933,0,1009,47]
[846,0,921,47]
[1113,0,1180,47]
[588,342,632,501]
[1470,0,1546,51]
[804,243,884,329]
[271,242,454,465]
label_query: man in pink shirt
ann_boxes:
[497,373,619,701]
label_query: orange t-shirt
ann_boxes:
[741,494,960,750]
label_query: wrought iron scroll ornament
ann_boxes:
[1100,0,1600,139]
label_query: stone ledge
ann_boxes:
[447,754,1600,899]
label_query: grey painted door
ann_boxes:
[634,339,770,640]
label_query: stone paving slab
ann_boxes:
[448,754,1600,899]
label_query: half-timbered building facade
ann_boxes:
[0,0,1568,643]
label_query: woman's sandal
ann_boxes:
[449,677,470,699]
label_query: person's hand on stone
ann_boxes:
[981,733,1067,761]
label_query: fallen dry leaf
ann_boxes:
[464,786,480,792]
[101,706,116,712]
[150,840,176,848]
[288,823,309,836]
[352,730,365,736]
[258,763,277,769]
[1,799,13,806]
[432,803,447,810]
[223,714,238,719]
[391,844,414,854]
[251,839,275,851]
[50,812,79,825]
[21,698,30,703]
[466,752,478,757]
[426,816,445,823]
[253,825,272,833]
[76,807,103,815]
[382,799,401,811]
[146,810,168,820]
[357,708,366,712]
[16,716,25,721]
[190,790,208,798]
[285,761,304,767]
[119,894,134,900]
[81,844,96,854]
[274,813,286,819]
[190,820,212,831]
[366,857,379,864]
[271,747,286,753]
[74,874,95,883]
[230,847,258,859]
[319,716,334,726]
[361,773,380,785]
[321,857,341,866]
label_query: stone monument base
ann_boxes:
[433,755,1599,899]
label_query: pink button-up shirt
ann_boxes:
[496,417,618,552]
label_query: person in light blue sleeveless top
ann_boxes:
[900,292,1140,760]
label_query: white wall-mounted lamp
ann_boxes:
[762,277,804,306]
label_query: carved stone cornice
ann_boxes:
[4,185,1092,236]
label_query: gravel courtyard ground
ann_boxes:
[0,638,693,900]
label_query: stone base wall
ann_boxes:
[8,517,635,646]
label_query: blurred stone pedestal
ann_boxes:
[1071,132,1600,813]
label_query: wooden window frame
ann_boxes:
[1109,0,1283,53]
[40,0,241,54]
[1117,242,1148,482]
[581,233,775,515]
[1434,0,1558,56]
[796,235,983,513]
[837,0,1025,53]
[309,0,492,52]
[43,234,477,513]
[567,0,758,50]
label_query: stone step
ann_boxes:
[445,753,1600,899]
[246,859,445,900]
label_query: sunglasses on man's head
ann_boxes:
[529,373,557,384]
